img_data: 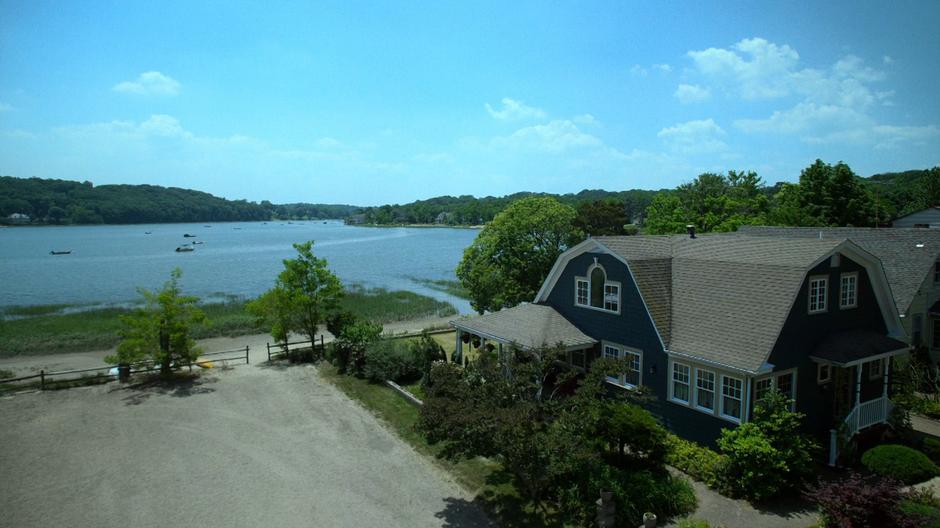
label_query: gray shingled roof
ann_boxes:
[450,303,597,350]
[737,226,940,315]
[596,235,844,372]
[811,330,908,365]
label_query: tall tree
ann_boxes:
[249,241,344,345]
[456,196,581,313]
[107,268,208,375]
[645,171,769,234]
[573,199,629,236]
[798,159,876,226]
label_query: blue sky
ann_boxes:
[1,1,938,205]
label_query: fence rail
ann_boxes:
[266,336,325,361]
[0,346,250,391]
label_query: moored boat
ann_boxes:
[175,245,194,252]
[49,250,71,255]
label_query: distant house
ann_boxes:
[892,207,940,228]
[451,229,930,465]
[5,213,30,225]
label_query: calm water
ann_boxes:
[0,222,478,314]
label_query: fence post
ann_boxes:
[40,370,45,390]
[266,342,271,362]
[245,346,250,365]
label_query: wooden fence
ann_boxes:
[266,336,326,361]
[0,346,250,391]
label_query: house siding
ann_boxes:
[544,251,732,445]
[893,208,940,228]
[768,256,889,435]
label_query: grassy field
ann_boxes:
[408,278,471,300]
[317,364,553,527]
[0,289,457,358]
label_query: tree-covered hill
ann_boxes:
[0,176,360,224]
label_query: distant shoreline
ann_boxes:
[350,223,483,229]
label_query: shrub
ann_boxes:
[330,320,382,374]
[717,390,818,501]
[861,444,940,485]
[899,489,940,528]
[409,332,446,383]
[923,437,940,464]
[807,472,926,528]
[362,339,422,383]
[665,434,725,488]
[613,470,697,526]
[601,403,668,467]
[676,520,722,528]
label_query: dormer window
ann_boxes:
[808,275,828,314]
[575,262,621,313]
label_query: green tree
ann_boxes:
[574,199,629,236]
[106,268,208,375]
[645,171,769,234]
[796,159,876,227]
[249,241,343,346]
[456,197,581,313]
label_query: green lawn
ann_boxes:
[318,364,557,527]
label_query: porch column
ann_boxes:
[855,364,862,433]
[455,329,464,367]
[882,358,889,420]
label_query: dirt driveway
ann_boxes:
[0,362,492,528]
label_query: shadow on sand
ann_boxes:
[115,372,219,405]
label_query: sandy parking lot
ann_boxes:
[0,362,492,528]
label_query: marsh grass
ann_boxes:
[1,289,456,357]
[407,277,471,299]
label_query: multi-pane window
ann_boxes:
[571,349,586,369]
[809,276,828,314]
[590,268,606,308]
[840,273,858,309]
[817,363,831,384]
[604,345,641,388]
[721,376,743,420]
[604,284,620,312]
[933,319,940,349]
[672,363,691,403]
[776,373,794,400]
[576,279,589,306]
[695,369,715,411]
[755,377,773,403]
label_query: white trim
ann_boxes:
[808,275,829,314]
[753,368,798,412]
[574,277,589,307]
[577,263,622,315]
[817,362,832,384]
[809,346,909,368]
[868,357,884,381]
[602,341,642,389]
[839,271,859,309]
[666,349,761,375]
[670,360,692,404]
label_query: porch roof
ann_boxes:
[450,303,597,351]
[810,330,909,366]
[929,300,940,316]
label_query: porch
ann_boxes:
[811,330,909,466]
[449,303,597,367]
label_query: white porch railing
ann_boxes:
[844,396,893,437]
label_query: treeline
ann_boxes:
[356,189,661,226]
[643,161,940,234]
[0,176,360,224]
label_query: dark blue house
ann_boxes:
[451,233,914,464]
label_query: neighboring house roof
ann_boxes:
[450,303,597,351]
[737,226,940,315]
[594,235,850,372]
[810,330,908,366]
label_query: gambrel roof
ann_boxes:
[451,302,597,351]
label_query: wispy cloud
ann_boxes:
[658,118,727,154]
[673,84,710,104]
[484,97,546,121]
[113,71,181,96]
[0,102,12,112]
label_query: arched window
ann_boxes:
[575,262,621,313]
[590,266,606,308]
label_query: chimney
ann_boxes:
[686,224,696,239]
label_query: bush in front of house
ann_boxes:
[362,339,423,384]
[807,472,929,528]
[665,434,726,488]
[861,444,940,484]
[899,489,940,528]
[922,437,940,465]
[330,319,383,374]
[716,390,818,501]
[600,402,669,467]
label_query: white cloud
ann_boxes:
[492,120,602,153]
[688,38,799,99]
[0,102,12,112]
[657,118,727,154]
[113,71,181,96]
[674,84,710,104]
[484,97,546,121]
[652,63,672,73]
[883,55,894,64]
[573,113,599,125]
[630,64,648,77]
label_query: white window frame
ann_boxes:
[753,369,798,412]
[671,362,691,404]
[868,358,884,381]
[602,342,641,389]
[817,363,832,384]
[570,348,587,370]
[720,375,744,422]
[603,283,620,312]
[839,272,858,309]
[694,368,716,413]
[808,275,828,314]
[754,377,774,403]
[575,263,622,315]
[575,277,589,307]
